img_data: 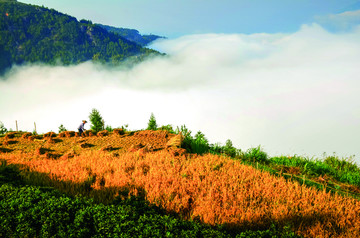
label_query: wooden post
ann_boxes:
[16,120,18,131]
[34,122,37,134]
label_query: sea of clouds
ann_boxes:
[1,23,359,161]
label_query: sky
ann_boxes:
[19,0,360,37]
[1,0,360,161]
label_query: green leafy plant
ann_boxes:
[209,140,240,158]
[223,139,238,157]
[105,125,113,132]
[158,124,175,134]
[146,113,157,131]
[58,124,67,133]
[191,131,210,155]
[89,109,104,133]
[243,146,268,164]
[0,122,7,135]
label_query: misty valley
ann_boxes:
[1,0,360,237]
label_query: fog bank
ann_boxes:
[1,24,360,161]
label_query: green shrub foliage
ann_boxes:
[58,124,67,133]
[89,108,104,133]
[146,113,157,131]
[0,121,7,135]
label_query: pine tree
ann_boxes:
[147,113,157,131]
[89,109,104,132]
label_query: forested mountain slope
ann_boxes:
[0,0,160,73]
[97,23,165,46]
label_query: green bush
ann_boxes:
[243,146,268,164]
[269,154,360,187]
[175,126,211,154]
[146,113,157,131]
[89,108,104,133]
[105,125,113,132]
[158,124,175,134]
[191,131,210,155]
[58,124,67,133]
[0,121,7,135]
[211,139,240,158]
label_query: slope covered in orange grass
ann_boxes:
[1,131,360,237]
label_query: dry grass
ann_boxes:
[0,131,360,237]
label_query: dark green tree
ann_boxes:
[192,131,210,154]
[0,121,7,135]
[146,113,157,131]
[89,109,104,133]
[223,139,238,157]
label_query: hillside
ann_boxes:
[0,0,160,73]
[97,23,166,46]
[1,129,360,237]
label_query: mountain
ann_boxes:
[97,24,166,46]
[0,0,160,73]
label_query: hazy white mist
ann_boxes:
[1,24,359,161]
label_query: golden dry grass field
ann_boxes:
[1,130,360,238]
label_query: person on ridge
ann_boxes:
[78,120,87,137]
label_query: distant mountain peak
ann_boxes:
[96,24,166,46]
[0,1,162,73]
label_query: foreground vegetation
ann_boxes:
[1,112,359,237]
[0,160,298,237]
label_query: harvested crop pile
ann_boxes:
[167,147,187,156]
[166,133,184,148]
[97,130,109,137]
[46,136,55,144]
[0,147,12,153]
[128,142,145,152]
[80,142,93,148]
[34,146,46,155]
[44,132,57,138]
[61,149,77,159]
[113,128,125,135]
[135,130,169,139]
[21,132,32,139]
[58,132,66,137]
[100,145,114,152]
[4,132,17,140]
[84,130,96,137]
[64,131,75,138]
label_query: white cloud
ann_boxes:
[315,9,360,32]
[1,24,360,161]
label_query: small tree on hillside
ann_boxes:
[147,113,157,131]
[0,121,7,135]
[89,108,104,133]
[58,124,67,133]
[223,139,237,157]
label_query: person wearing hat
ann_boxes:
[78,120,87,137]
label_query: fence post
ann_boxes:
[34,122,37,134]
[16,120,18,132]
